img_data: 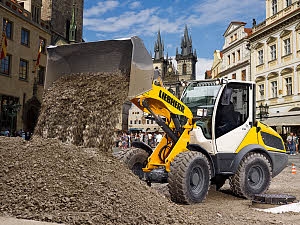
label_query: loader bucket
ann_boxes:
[45,36,154,99]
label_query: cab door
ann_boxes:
[213,82,254,153]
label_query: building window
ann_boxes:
[31,5,40,23]
[270,45,276,60]
[272,0,277,15]
[234,33,237,40]
[0,54,11,76]
[241,70,246,81]
[286,0,292,7]
[232,73,236,79]
[232,52,235,63]
[258,50,263,65]
[19,59,28,80]
[258,84,264,100]
[237,50,241,61]
[138,120,141,124]
[271,81,278,98]
[3,19,13,39]
[38,66,45,85]
[182,64,187,75]
[283,38,291,55]
[21,28,30,46]
[130,120,132,124]
[285,77,292,95]
[228,55,230,65]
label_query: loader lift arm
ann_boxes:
[131,83,195,173]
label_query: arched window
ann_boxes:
[182,64,187,75]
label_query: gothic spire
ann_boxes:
[154,30,164,60]
[181,24,193,56]
[69,1,77,43]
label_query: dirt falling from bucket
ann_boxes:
[34,72,129,151]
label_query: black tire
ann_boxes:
[229,152,272,199]
[168,151,211,204]
[116,148,149,180]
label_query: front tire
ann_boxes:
[229,152,272,199]
[116,148,149,180]
[168,151,211,204]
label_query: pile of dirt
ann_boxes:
[0,136,203,225]
[35,72,128,150]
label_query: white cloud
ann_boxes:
[84,7,186,36]
[196,58,213,80]
[189,0,265,26]
[84,1,119,17]
[129,1,141,9]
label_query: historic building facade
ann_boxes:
[153,30,168,78]
[0,0,83,135]
[176,25,197,81]
[211,21,252,80]
[249,0,300,133]
[41,0,83,44]
[127,104,160,133]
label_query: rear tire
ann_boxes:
[229,152,272,199]
[116,148,149,180]
[168,151,211,204]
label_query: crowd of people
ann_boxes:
[0,128,32,141]
[114,131,163,149]
[286,132,299,155]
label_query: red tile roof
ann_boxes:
[244,28,253,36]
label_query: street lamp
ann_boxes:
[2,102,21,136]
[258,103,269,120]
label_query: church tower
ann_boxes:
[176,25,197,81]
[153,30,167,77]
[41,0,84,45]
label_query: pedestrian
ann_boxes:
[4,128,10,137]
[294,133,299,154]
[155,132,163,145]
[286,132,296,155]
[144,131,149,145]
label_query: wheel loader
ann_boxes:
[45,36,288,204]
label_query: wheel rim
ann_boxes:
[247,165,264,188]
[189,167,204,195]
[132,162,144,179]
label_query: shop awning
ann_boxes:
[260,115,300,126]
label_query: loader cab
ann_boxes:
[181,80,255,154]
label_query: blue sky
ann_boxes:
[83,0,266,78]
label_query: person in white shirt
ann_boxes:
[155,132,163,145]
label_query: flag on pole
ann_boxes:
[0,21,8,60]
[33,40,43,73]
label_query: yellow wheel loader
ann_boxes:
[45,36,288,204]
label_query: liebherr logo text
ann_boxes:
[159,90,185,113]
